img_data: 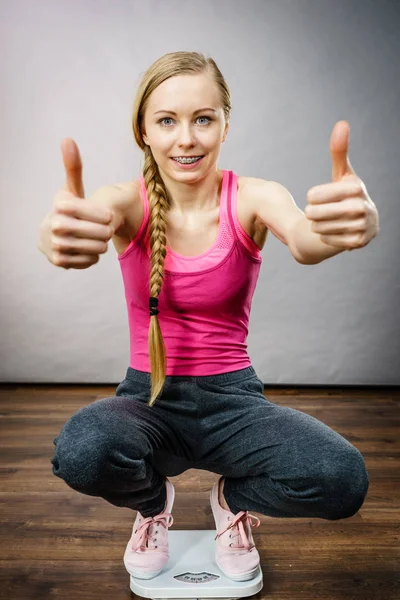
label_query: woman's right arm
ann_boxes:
[37,139,123,270]
[38,185,123,270]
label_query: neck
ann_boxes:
[158,168,223,215]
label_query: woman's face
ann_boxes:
[142,72,229,181]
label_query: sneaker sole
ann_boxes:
[216,563,260,581]
[128,566,165,580]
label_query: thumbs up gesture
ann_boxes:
[304,121,380,251]
[38,139,115,269]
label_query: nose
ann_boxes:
[177,123,196,148]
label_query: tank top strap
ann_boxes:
[223,170,240,243]
[225,170,263,257]
[137,176,150,244]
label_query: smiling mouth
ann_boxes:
[171,156,205,163]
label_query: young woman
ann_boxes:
[40,51,372,583]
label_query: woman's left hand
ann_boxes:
[304,120,380,251]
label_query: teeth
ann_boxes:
[173,156,202,163]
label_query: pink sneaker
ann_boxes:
[124,477,175,579]
[210,477,261,581]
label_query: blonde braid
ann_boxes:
[142,145,170,405]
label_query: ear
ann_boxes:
[222,122,229,143]
[141,119,149,145]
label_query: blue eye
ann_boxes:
[159,117,173,127]
[197,116,211,125]
[158,116,212,127]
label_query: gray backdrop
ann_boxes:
[1,0,399,385]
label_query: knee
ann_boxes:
[51,407,109,490]
[51,402,149,492]
[323,447,370,520]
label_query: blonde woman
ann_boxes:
[39,51,376,582]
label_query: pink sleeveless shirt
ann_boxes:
[118,169,262,376]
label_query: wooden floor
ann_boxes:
[0,385,399,600]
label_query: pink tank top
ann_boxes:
[118,170,262,376]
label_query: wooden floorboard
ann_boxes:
[0,385,399,599]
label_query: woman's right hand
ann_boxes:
[39,138,115,269]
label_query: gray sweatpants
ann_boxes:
[51,366,369,519]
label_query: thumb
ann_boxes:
[330,120,356,182]
[61,138,85,198]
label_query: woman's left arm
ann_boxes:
[293,120,380,264]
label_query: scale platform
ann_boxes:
[129,530,263,600]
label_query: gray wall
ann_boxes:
[1,0,399,385]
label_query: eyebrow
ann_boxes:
[153,107,217,115]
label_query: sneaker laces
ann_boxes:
[214,511,260,551]
[131,512,174,552]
